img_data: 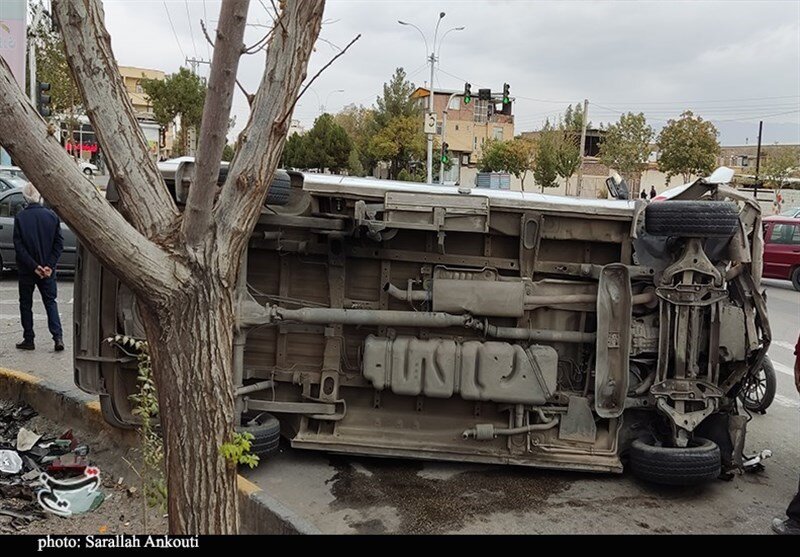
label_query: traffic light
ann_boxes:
[440,142,450,164]
[463,83,472,104]
[37,82,51,117]
[502,83,510,105]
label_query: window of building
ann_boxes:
[0,192,26,217]
[740,155,749,167]
[448,97,461,110]
[474,99,487,124]
[455,124,459,131]
[493,127,503,141]
[135,83,143,94]
[436,123,443,135]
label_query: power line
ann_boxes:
[163,1,186,60]
[185,0,199,59]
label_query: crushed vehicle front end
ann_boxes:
[74,166,769,484]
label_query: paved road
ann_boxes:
[0,274,798,533]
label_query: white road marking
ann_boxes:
[772,340,797,353]
[774,394,800,409]
[773,360,796,377]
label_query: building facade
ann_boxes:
[118,65,174,158]
[410,87,515,184]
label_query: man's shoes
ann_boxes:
[771,517,800,535]
[54,339,65,352]
[15,340,35,351]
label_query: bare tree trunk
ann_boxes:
[141,275,238,534]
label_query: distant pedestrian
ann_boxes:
[649,186,657,199]
[640,190,648,200]
[771,332,800,535]
[12,183,64,351]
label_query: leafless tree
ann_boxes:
[0,0,325,534]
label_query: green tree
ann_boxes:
[657,110,720,182]
[221,144,235,162]
[334,104,377,175]
[763,145,800,190]
[304,113,352,173]
[599,112,655,192]
[478,138,533,183]
[374,67,420,127]
[141,68,206,156]
[281,132,308,169]
[532,121,559,192]
[369,115,425,179]
[554,103,588,194]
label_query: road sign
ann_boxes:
[424,112,437,135]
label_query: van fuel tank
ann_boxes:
[362,335,558,405]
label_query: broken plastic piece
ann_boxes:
[0,450,23,474]
[16,428,42,452]
[47,453,88,474]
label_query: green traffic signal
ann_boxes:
[441,155,449,163]
[502,96,510,105]
[464,95,471,104]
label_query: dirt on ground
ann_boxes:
[0,401,167,535]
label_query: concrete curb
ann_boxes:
[0,366,320,535]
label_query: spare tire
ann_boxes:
[629,436,721,486]
[236,413,281,457]
[645,200,739,238]
[265,171,291,206]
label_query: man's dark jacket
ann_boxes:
[13,203,63,279]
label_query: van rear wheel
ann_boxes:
[629,436,721,486]
[792,267,800,291]
[236,413,281,457]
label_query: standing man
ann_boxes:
[772,332,800,535]
[649,185,657,199]
[13,183,64,351]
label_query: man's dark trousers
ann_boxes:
[19,275,62,342]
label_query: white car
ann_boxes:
[79,161,99,176]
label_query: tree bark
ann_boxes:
[142,277,239,534]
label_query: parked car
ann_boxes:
[79,161,99,177]
[0,174,29,192]
[763,215,800,290]
[780,206,800,219]
[0,187,77,273]
[74,165,770,486]
[0,165,28,180]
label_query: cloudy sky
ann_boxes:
[101,0,799,145]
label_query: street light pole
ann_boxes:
[399,13,464,184]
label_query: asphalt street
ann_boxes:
[0,273,797,534]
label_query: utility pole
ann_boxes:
[753,120,763,199]
[184,58,210,156]
[575,99,589,197]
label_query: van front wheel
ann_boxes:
[629,437,721,486]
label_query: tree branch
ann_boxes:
[183,0,250,246]
[215,0,325,282]
[280,33,360,127]
[0,61,188,303]
[52,0,178,239]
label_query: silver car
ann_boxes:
[0,187,77,273]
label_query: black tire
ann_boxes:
[265,172,291,206]
[629,436,721,486]
[740,355,777,413]
[236,413,281,457]
[792,267,800,292]
[83,167,93,177]
[645,200,739,238]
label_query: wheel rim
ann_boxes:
[743,368,767,406]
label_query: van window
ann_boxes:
[769,223,800,244]
[0,193,26,217]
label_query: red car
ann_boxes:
[763,216,800,290]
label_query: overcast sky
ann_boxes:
[101,0,800,145]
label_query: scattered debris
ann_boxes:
[16,428,42,452]
[0,449,23,474]
[37,467,105,517]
